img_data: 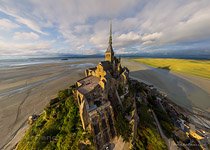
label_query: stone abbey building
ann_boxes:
[75,24,129,149]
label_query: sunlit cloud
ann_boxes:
[0,18,19,30]
[13,32,39,40]
[0,0,209,56]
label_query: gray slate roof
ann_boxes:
[77,76,100,95]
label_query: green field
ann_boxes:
[133,58,210,79]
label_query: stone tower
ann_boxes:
[105,22,114,63]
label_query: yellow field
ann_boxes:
[133,58,210,79]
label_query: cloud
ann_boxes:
[0,0,210,55]
[0,41,52,55]
[13,32,39,40]
[0,18,19,30]
[138,0,210,45]
[30,0,139,24]
[115,32,141,48]
[160,7,210,44]
[0,3,46,35]
[15,17,46,35]
[74,25,91,34]
[142,32,162,42]
[118,32,141,42]
[90,31,107,49]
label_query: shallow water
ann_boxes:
[122,59,210,112]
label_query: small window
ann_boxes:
[78,96,82,104]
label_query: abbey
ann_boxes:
[75,23,129,149]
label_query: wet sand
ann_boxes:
[122,59,210,112]
[1,58,210,149]
[0,58,99,149]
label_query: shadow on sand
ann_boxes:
[130,68,210,113]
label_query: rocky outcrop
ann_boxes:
[27,114,39,125]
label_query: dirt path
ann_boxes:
[151,109,178,150]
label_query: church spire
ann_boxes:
[109,21,112,46]
[106,21,113,53]
[105,21,114,62]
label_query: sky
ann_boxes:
[0,0,210,56]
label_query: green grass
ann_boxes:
[134,103,167,150]
[17,87,94,150]
[133,58,210,79]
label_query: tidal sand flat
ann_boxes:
[122,59,210,113]
[1,58,210,149]
[0,58,99,149]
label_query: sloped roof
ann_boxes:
[77,76,100,95]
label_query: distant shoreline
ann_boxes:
[1,55,210,61]
[1,56,209,70]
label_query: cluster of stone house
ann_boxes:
[75,24,129,149]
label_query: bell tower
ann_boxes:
[105,22,114,63]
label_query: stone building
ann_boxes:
[75,23,129,149]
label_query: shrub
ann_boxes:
[17,88,94,150]
[58,89,69,100]
[115,110,131,142]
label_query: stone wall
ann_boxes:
[89,102,116,150]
